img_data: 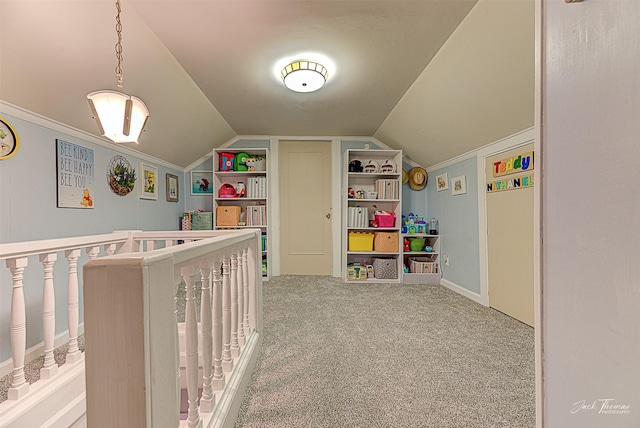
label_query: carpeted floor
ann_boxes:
[235,275,535,428]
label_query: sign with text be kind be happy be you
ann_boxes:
[487,151,534,193]
[56,139,95,208]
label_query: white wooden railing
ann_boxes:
[0,230,263,428]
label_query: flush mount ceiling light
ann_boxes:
[281,60,328,93]
[87,0,149,144]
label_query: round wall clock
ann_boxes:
[0,117,20,160]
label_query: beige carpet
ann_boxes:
[235,275,535,427]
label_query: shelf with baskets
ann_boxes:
[213,148,269,278]
[402,233,441,284]
[343,149,403,283]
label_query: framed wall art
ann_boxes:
[166,173,179,202]
[108,155,135,196]
[0,117,20,160]
[56,139,95,208]
[190,170,213,195]
[139,162,158,200]
[436,173,449,191]
[451,175,467,196]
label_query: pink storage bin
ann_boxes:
[375,213,396,227]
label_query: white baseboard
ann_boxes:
[0,324,85,378]
[0,354,86,428]
[440,278,487,306]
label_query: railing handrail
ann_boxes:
[0,232,130,260]
[83,229,263,427]
[131,229,260,266]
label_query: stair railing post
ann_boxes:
[199,258,214,413]
[6,256,29,400]
[39,252,59,379]
[65,248,82,364]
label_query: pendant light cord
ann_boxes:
[115,0,124,92]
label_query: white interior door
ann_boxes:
[486,143,535,326]
[279,141,332,275]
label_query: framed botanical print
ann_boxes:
[139,162,158,200]
[166,173,179,202]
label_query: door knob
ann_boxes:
[326,212,331,219]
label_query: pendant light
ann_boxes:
[87,0,149,144]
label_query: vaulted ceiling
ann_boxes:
[0,0,534,169]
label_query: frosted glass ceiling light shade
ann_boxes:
[87,90,149,143]
[281,60,328,93]
[87,0,149,144]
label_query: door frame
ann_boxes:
[269,137,342,277]
[476,127,535,307]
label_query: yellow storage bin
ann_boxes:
[348,232,374,251]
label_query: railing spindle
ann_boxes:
[221,256,233,373]
[65,249,82,363]
[105,243,117,256]
[242,246,250,338]
[199,259,214,412]
[247,242,257,332]
[182,264,201,428]
[40,252,58,379]
[236,249,245,347]
[6,257,29,400]
[230,252,240,359]
[211,256,225,391]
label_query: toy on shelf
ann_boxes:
[246,158,256,171]
[219,183,237,198]
[234,152,250,171]
[349,160,363,172]
[363,160,379,173]
[219,152,235,171]
[403,212,427,234]
[403,238,410,251]
[379,159,396,173]
[236,182,246,197]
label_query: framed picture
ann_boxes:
[191,170,214,195]
[436,173,448,191]
[56,139,95,208]
[139,162,158,200]
[451,175,467,196]
[166,173,179,202]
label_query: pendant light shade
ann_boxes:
[87,90,149,144]
[87,0,148,144]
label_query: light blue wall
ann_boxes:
[0,114,185,242]
[427,157,480,294]
[230,139,270,149]
[0,113,185,362]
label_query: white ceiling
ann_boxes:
[0,0,534,169]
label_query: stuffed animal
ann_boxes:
[246,158,256,171]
